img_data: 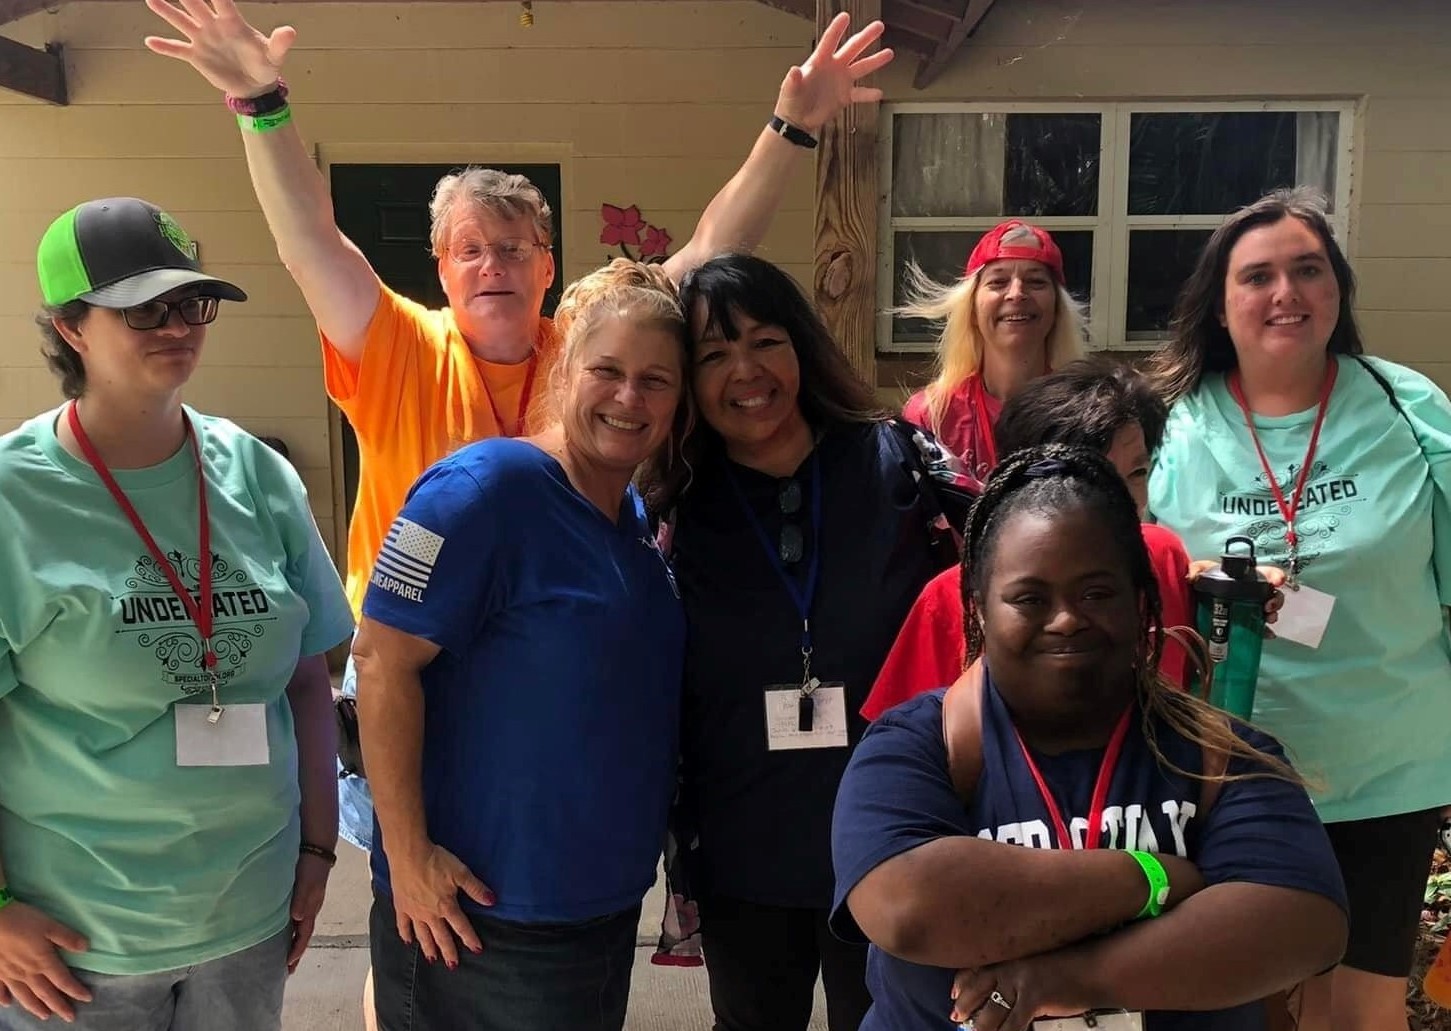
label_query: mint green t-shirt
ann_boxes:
[0,406,353,975]
[1149,355,1451,823]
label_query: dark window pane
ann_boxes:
[892,112,1101,218]
[1125,229,1214,340]
[891,229,1093,344]
[1129,111,1337,216]
[1005,114,1101,216]
[892,113,1008,218]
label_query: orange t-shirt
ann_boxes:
[322,285,559,617]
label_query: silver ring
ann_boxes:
[990,990,1013,1010]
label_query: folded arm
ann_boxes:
[849,836,1204,969]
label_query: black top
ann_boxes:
[673,421,947,908]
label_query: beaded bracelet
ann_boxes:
[299,842,338,867]
[225,78,289,116]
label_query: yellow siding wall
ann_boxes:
[875,0,1451,390]
[0,0,817,553]
[2,0,1450,547]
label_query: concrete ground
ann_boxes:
[283,843,829,1030]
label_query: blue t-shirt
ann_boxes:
[362,439,686,923]
[830,684,1347,1031]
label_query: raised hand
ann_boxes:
[142,0,295,98]
[774,11,894,135]
[0,901,92,1023]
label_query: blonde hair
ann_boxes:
[897,228,1087,439]
[429,167,553,257]
[548,259,695,503]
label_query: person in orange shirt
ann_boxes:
[147,3,892,1022]
[146,0,892,626]
[148,4,888,784]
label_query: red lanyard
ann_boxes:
[1226,360,1338,581]
[1012,705,1134,850]
[484,355,538,438]
[966,374,998,477]
[67,403,220,716]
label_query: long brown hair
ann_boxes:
[961,443,1301,787]
[1147,187,1364,405]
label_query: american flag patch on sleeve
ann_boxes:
[371,517,446,602]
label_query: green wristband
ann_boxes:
[237,105,293,134]
[1127,850,1169,919]
[0,886,14,911]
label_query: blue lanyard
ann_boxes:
[727,452,823,678]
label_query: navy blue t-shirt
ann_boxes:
[673,421,945,908]
[830,682,1348,1031]
[362,439,685,923]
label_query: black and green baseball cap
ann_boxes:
[37,198,247,307]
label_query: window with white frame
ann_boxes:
[877,102,1354,352]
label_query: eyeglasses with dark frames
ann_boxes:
[118,296,219,331]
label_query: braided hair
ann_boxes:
[960,443,1300,786]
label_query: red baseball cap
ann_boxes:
[964,220,1065,284]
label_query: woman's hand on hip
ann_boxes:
[388,844,495,968]
[0,900,92,1022]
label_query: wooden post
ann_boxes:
[813,0,880,384]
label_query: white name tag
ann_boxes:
[765,684,849,751]
[1274,583,1336,649]
[175,702,270,767]
[1033,1012,1144,1031]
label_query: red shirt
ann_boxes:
[861,523,1195,721]
[903,376,1000,486]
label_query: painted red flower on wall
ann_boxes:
[599,204,644,247]
[640,226,673,259]
[600,203,674,264]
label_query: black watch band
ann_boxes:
[768,114,819,150]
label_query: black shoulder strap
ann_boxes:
[1353,355,1412,428]
[944,664,1228,828]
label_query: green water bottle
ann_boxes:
[1193,536,1274,720]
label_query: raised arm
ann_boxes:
[662,12,893,284]
[144,0,380,359]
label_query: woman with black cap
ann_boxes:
[0,197,353,1030]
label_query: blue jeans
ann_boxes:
[338,648,375,851]
[0,926,288,1031]
[369,893,640,1031]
